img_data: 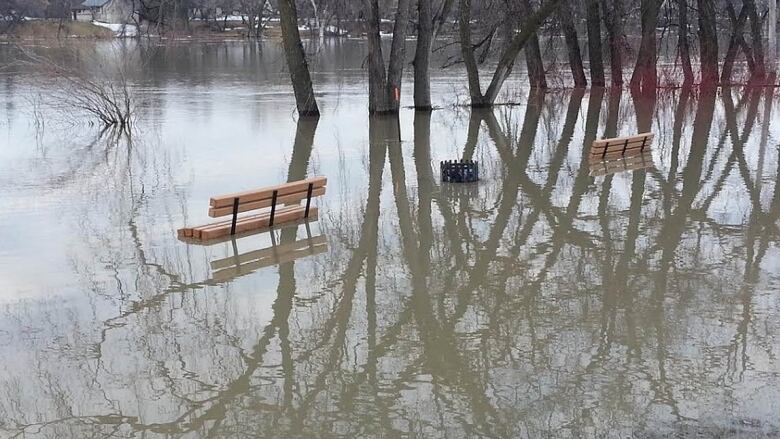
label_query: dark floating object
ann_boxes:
[441,160,479,183]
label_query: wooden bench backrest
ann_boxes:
[590,133,654,161]
[209,176,327,218]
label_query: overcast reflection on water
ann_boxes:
[1,41,780,438]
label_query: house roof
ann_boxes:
[80,0,111,7]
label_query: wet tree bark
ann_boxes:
[521,0,548,89]
[697,0,719,87]
[585,0,606,86]
[677,0,694,85]
[278,0,320,116]
[600,0,624,86]
[459,0,560,106]
[365,0,412,114]
[630,0,664,94]
[722,2,750,84]
[559,0,587,87]
[414,0,434,110]
[744,0,767,81]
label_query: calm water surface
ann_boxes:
[1,40,780,438]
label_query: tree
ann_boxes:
[365,0,412,114]
[520,0,548,89]
[630,0,664,93]
[697,0,719,87]
[676,0,694,86]
[585,0,605,86]
[600,0,624,86]
[278,0,320,116]
[413,0,455,110]
[458,0,561,107]
[558,0,587,87]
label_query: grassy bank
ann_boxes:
[2,21,115,40]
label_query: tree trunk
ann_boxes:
[722,1,750,84]
[365,0,412,114]
[458,0,488,106]
[482,0,561,103]
[585,0,606,86]
[559,0,587,87]
[744,0,767,81]
[697,0,719,87]
[677,0,694,85]
[600,0,624,86]
[521,0,548,88]
[769,0,777,75]
[278,0,320,116]
[630,0,663,94]
[459,0,560,106]
[414,0,434,110]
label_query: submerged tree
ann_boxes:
[558,0,587,87]
[365,0,412,114]
[458,0,561,107]
[585,0,606,86]
[697,0,719,87]
[279,0,320,116]
[413,0,456,110]
[630,0,664,93]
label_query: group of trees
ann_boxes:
[279,0,779,117]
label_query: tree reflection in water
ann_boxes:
[2,88,780,438]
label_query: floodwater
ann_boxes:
[1,40,780,438]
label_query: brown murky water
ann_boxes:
[1,41,780,438]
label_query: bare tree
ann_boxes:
[278,0,320,116]
[413,0,455,110]
[697,0,719,87]
[458,0,561,107]
[559,0,587,87]
[585,0,605,86]
[600,0,624,86]
[630,0,664,93]
[676,0,694,86]
[365,0,412,114]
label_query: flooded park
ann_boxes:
[1,38,780,437]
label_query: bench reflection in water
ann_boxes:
[180,220,327,283]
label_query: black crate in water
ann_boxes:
[441,160,479,183]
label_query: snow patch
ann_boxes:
[92,21,138,38]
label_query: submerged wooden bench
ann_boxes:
[177,176,326,241]
[589,151,653,177]
[590,132,654,163]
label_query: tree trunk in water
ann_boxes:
[677,0,694,85]
[482,0,561,103]
[278,0,319,116]
[744,0,767,81]
[458,0,488,106]
[630,0,663,94]
[365,0,412,114]
[585,0,605,86]
[769,0,777,75]
[459,0,561,106]
[722,2,750,84]
[600,0,623,86]
[414,0,434,110]
[697,0,719,87]
[521,0,548,88]
[559,0,587,87]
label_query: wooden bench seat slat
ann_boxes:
[208,186,326,218]
[589,144,654,162]
[197,206,318,241]
[210,176,327,208]
[589,138,654,154]
[591,133,653,147]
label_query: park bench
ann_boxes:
[589,132,654,163]
[177,176,326,241]
[589,151,653,177]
